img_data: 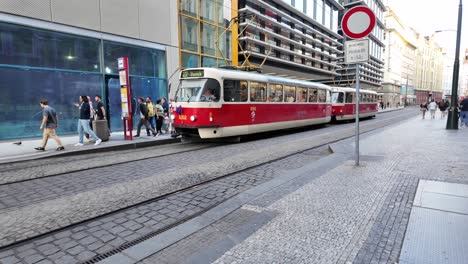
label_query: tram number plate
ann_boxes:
[179,115,187,120]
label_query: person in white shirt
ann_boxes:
[428,99,437,119]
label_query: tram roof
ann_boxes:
[181,68,332,90]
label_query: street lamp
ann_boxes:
[446,0,463,130]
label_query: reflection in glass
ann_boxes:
[332,92,344,103]
[202,56,217,67]
[181,16,199,52]
[218,28,232,59]
[217,0,232,27]
[316,0,324,25]
[0,68,101,140]
[104,41,166,77]
[201,0,216,22]
[180,0,198,17]
[201,23,216,56]
[181,52,200,68]
[0,22,100,72]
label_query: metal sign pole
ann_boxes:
[355,63,360,166]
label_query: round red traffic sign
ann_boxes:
[341,6,376,39]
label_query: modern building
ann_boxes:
[413,32,445,104]
[236,0,344,80]
[382,6,417,107]
[0,0,181,140]
[330,0,386,91]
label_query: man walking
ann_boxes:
[35,100,65,151]
[145,97,155,136]
[428,99,437,119]
[460,97,468,127]
[75,95,102,146]
[135,97,157,137]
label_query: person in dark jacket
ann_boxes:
[75,95,102,146]
[460,97,468,127]
[135,97,157,137]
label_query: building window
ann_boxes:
[181,16,199,52]
[181,52,200,68]
[201,0,216,22]
[202,56,217,67]
[180,0,198,17]
[201,23,216,56]
[218,0,232,27]
[218,28,232,59]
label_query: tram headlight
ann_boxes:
[170,114,175,120]
[190,115,197,122]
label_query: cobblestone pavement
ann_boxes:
[0,147,330,264]
[0,110,416,249]
[205,114,468,264]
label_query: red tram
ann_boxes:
[172,68,332,138]
[331,87,378,121]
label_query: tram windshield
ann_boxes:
[175,79,220,102]
[332,92,344,103]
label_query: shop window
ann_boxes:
[0,22,100,72]
[250,82,267,102]
[223,79,248,102]
[267,83,283,102]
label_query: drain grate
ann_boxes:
[80,200,227,264]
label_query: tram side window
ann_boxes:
[318,89,327,103]
[327,90,331,103]
[267,83,283,102]
[345,93,353,103]
[250,82,267,102]
[223,79,248,102]
[332,92,344,103]
[296,87,308,102]
[201,79,220,102]
[284,86,296,102]
[308,88,318,102]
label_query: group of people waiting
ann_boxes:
[135,97,169,137]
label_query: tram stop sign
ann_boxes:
[341,6,376,39]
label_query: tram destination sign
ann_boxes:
[344,39,369,64]
[181,69,204,78]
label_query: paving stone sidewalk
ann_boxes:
[209,115,468,264]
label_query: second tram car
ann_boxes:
[331,87,378,121]
[172,68,332,138]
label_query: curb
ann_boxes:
[0,137,181,165]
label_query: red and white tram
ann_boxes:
[331,87,378,121]
[172,68,332,138]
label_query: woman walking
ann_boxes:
[420,102,428,119]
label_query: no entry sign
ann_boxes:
[341,6,376,39]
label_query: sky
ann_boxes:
[387,0,468,54]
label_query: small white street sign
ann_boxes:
[344,39,369,64]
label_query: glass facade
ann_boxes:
[0,22,167,140]
[179,0,233,69]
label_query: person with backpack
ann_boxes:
[145,97,156,136]
[35,99,65,151]
[135,97,157,137]
[75,95,102,146]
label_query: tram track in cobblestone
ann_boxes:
[0,143,221,186]
[0,109,418,260]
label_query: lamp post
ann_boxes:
[446,0,463,129]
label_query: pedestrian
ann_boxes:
[420,101,428,119]
[168,98,176,137]
[438,100,448,119]
[161,97,169,132]
[154,99,164,136]
[94,95,111,136]
[429,99,437,119]
[84,96,95,141]
[459,97,468,128]
[35,99,65,151]
[75,95,102,146]
[145,97,156,136]
[135,97,157,137]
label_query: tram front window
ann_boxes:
[175,79,220,102]
[332,92,344,103]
